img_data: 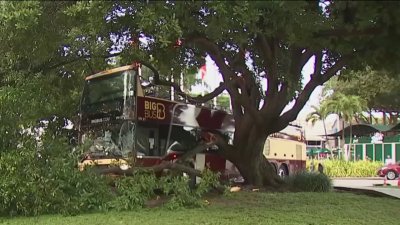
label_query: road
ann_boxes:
[333,178,400,199]
[333,178,398,188]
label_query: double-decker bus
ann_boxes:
[77,63,306,182]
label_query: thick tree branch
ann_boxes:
[239,94,263,125]
[184,33,252,128]
[314,51,323,77]
[257,37,280,112]
[273,46,304,110]
[299,48,315,69]
[137,60,226,104]
[157,78,227,104]
[97,160,226,193]
[255,34,273,69]
[230,90,244,121]
[288,47,303,77]
[184,33,246,122]
[184,34,233,83]
[175,141,216,164]
[276,56,349,130]
[230,46,262,110]
[98,160,203,177]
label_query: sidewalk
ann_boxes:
[333,178,400,199]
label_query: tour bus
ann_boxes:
[265,130,307,177]
[77,63,306,181]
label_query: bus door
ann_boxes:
[136,126,160,156]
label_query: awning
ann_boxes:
[325,123,399,137]
[306,148,331,155]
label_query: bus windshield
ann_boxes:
[82,70,135,106]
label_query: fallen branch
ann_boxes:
[94,140,227,193]
[95,160,200,176]
[97,161,226,193]
[97,140,216,177]
[175,140,216,164]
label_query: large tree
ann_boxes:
[2,1,400,187]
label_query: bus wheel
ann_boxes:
[271,163,278,174]
[278,165,288,178]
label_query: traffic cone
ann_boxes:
[397,176,400,188]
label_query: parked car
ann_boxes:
[377,163,400,180]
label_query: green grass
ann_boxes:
[0,191,398,225]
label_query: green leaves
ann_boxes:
[325,68,400,113]
[0,71,81,149]
[285,171,332,192]
[0,135,113,216]
[320,93,368,123]
[306,160,383,178]
[0,1,42,30]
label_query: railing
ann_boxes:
[343,142,400,162]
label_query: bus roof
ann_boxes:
[85,65,135,80]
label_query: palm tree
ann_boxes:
[322,93,368,160]
[306,105,329,149]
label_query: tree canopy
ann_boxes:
[1,1,400,186]
[324,67,400,116]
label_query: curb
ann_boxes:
[334,186,400,200]
[332,177,383,180]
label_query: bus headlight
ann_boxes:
[119,163,129,171]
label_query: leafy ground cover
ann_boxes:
[1,191,398,225]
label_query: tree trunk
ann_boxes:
[221,130,284,188]
[382,111,386,125]
[348,121,353,161]
[234,151,283,188]
[341,119,345,160]
[369,109,373,124]
[389,112,398,125]
[322,119,330,151]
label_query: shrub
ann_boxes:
[285,171,332,192]
[306,159,383,177]
[0,135,113,216]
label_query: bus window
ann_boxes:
[139,65,170,98]
[296,144,302,160]
[264,139,271,156]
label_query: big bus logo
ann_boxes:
[144,100,166,120]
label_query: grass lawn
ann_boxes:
[0,191,398,225]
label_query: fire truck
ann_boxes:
[77,63,306,181]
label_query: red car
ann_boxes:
[377,163,400,180]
